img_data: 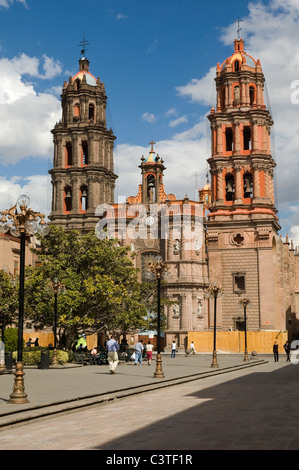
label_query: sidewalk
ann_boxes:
[0,353,268,429]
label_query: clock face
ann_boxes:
[146,216,155,226]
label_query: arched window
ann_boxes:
[82,141,88,165]
[225,128,234,152]
[147,174,155,200]
[234,60,240,72]
[243,173,253,198]
[243,126,252,150]
[74,103,80,118]
[74,79,81,91]
[80,186,88,211]
[64,186,72,213]
[225,174,235,201]
[89,104,95,121]
[249,86,255,106]
[65,143,72,167]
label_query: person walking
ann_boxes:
[106,335,120,374]
[190,341,196,355]
[171,340,176,358]
[273,341,279,362]
[283,340,291,361]
[134,339,144,365]
[146,341,154,365]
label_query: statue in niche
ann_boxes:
[197,300,203,318]
[174,239,180,252]
[173,303,180,317]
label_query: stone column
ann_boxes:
[216,168,224,202]
[234,122,241,153]
[216,125,223,155]
[72,133,79,167]
[234,165,242,203]
[253,164,261,199]
[252,121,259,152]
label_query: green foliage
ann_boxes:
[24,225,149,346]
[12,349,69,365]
[3,327,21,352]
[0,271,18,328]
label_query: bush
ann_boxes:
[3,328,24,352]
[12,349,69,366]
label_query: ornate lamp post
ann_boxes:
[239,298,250,362]
[0,194,49,404]
[147,256,168,379]
[205,282,224,368]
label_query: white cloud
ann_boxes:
[0,54,61,164]
[0,0,27,8]
[0,175,51,218]
[141,112,157,123]
[116,13,128,20]
[176,68,216,107]
[165,108,178,117]
[169,115,188,128]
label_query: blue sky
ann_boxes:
[0,0,299,246]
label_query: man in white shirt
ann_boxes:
[171,340,177,358]
[106,335,120,374]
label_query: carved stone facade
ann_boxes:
[46,45,299,350]
[48,56,117,233]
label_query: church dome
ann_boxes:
[72,57,97,86]
[221,39,257,71]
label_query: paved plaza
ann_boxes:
[0,353,298,451]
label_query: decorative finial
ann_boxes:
[79,34,90,58]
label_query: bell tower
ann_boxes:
[49,53,117,233]
[206,38,283,331]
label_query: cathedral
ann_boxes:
[46,38,299,353]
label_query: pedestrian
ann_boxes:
[171,340,176,358]
[134,339,144,365]
[34,338,39,347]
[146,341,154,365]
[273,341,279,362]
[283,340,291,361]
[190,341,196,355]
[106,335,120,374]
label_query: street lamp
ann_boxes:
[147,255,168,378]
[239,298,250,362]
[0,194,49,404]
[49,277,64,367]
[205,282,224,368]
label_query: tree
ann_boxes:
[24,225,149,348]
[0,270,18,338]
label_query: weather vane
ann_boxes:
[234,17,243,39]
[79,34,90,57]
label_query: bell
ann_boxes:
[65,190,72,199]
[226,180,234,194]
[244,176,252,197]
[81,189,87,197]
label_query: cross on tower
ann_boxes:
[79,34,90,57]
[149,140,156,152]
[234,17,243,39]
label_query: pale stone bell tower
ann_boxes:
[49,53,117,233]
